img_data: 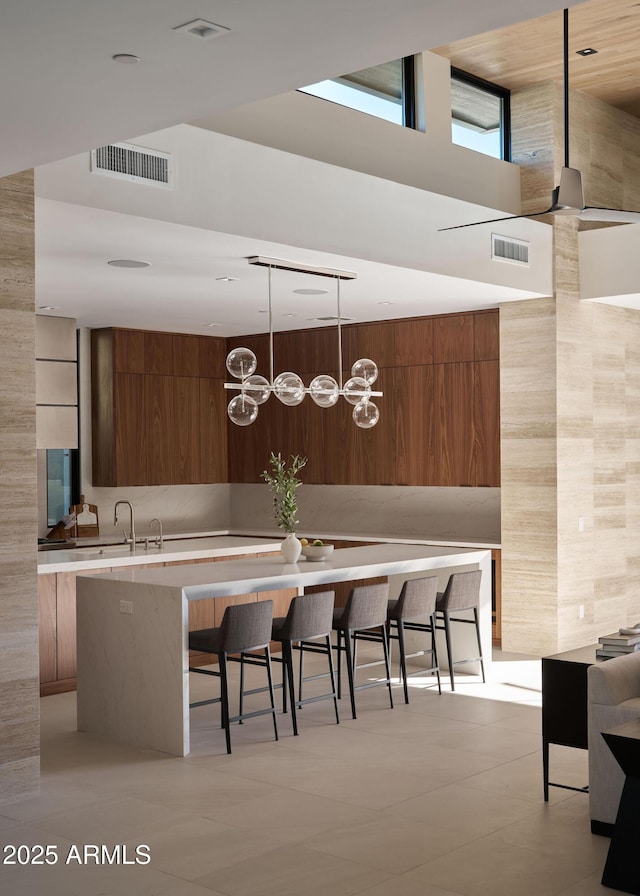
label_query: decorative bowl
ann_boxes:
[301,543,334,562]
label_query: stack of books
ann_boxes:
[596,625,640,659]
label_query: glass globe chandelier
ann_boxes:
[224,256,382,429]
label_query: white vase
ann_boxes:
[280,532,302,564]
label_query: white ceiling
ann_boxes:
[35,200,544,336]
[7,0,579,335]
[0,0,581,178]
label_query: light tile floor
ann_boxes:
[0,649,613,896]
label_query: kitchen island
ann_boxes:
[76,543,491,755]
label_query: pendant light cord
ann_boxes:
[268,264,274,387]
[564,7,570,169]
[336,276,343,390]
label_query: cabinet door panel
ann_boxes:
[342,322,395,370]
[145,332,175,376]
[174,377,200,484]
[146,375,175,485]
[474,360,500,487]
[433,363,474,486]
[56,572,78,681]
[113,329,146,374]
[474,311,499,361]
[199,336,226,379]
[200,378,227,483]
[393,318,434,367]
[114,373,147,486]
[173,335,200,377]
[38,574,57,683]
[394,365,435,486]
[433,315,474,364]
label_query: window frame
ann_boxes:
[299,56,418,130]
[451,67,511,162]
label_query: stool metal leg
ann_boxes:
[219,654,232,754]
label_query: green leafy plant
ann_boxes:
[261,452,307,533]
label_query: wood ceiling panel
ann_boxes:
[432,0,640,119]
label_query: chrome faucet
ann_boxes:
[114,500,136,551]
[150,517,164,550]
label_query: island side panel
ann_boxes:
[76,575,188,756]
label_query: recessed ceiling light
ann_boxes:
[282,313,299,318]
[112,54,141,64]
[38,305,60,311]
[107,259,151,268]
[292,288,329,296]
[173,19,230,40]
[576,47,598,56]
[203,323,220,328]
[377,301,394,306]
[216,276,238,282]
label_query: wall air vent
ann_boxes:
[90,142,172,188]
[491,233,529,266]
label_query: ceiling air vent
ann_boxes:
[90,142,172,188]
[491,233,529,266]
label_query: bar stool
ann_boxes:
[387,576,441,703]
[435,570,484,691]
[271,591,339,735]
[332,583,393,719]
[188,600,278,754]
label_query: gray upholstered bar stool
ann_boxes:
[188,599,278,754]
[435,570,484,692]
[332,583,393,719]
[387,576,441,703]
[271,591,339,736]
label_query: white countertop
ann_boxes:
[37,535,281,574]
[79,543,490,601]
[38,529,500,575]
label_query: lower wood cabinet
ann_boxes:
[39,568,106,696]
[38,552,296,694]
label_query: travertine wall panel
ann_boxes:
[0,169,38,802]
[503,83,640,655]
[500,296,558,652]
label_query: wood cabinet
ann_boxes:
[92,328,227,486]
[227,309,500,487]
[39,567,108,695]
[94,311,499,489]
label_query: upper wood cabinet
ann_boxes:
[226,309,500,488]
[91,328,227,486]
[433,314,474,364]
[94,310,499,489]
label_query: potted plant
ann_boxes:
[261,452,307,562]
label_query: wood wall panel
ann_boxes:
[433,314,474,364]
[393,318,434,367]
[174,376,200,484]
[114,373,147,486]
[474,310,500,361]
[474,360,500,487]
[146,375,174,485]
[433,362,475,486]
[200,378,227,482]
[113,328,146,374]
